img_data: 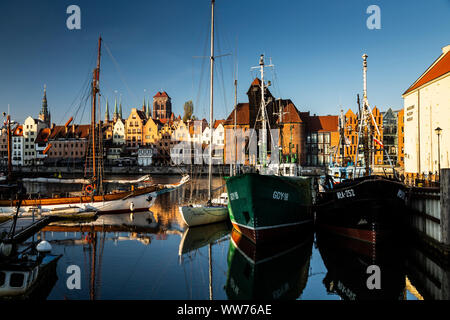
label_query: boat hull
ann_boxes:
[0,175,189,217]
[0,187,158,216]
[179,205,228,227]
[226,173,313,244]
[315,176,408,244]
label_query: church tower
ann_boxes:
[38,84,51,127]
[113,98,119,122]
[105,99,110,122]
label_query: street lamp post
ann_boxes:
[435,127,442,181]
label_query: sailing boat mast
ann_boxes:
[208,0,215,202]
[91,36,102,191]
[259,55,267,167]
[362,54,371,176]
[251,55,274,170]
[233,79,237,176]
[6,112,12,181]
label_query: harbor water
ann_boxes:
[5,175,443,300]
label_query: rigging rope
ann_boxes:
[103,40,138,105]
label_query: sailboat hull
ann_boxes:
[179,205,228,227]
[0,186,158,216]
[226,173,313,244]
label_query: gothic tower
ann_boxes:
[38,84,51,127]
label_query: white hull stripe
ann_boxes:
[231,219,312,231]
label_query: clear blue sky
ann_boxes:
[1,0,449,125]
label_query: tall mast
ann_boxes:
[260,55,267,167]
[251,55,274,170]
[91,36,102,189]
[362,54,371,176]
[6,112,12,181]
[208,0,215,202]
[233,79,237,176]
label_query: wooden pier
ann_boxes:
[0,216,55,244]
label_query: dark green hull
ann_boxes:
[226,173,313,243]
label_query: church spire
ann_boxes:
[39,84,50,126]
[146,99,151,118]
[113,97,119,122]
[142,97,146,114]
[105,99,110,122]
[119,96,123,120]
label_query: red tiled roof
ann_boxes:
[306,115,338,132]
[13,125,23,136]
[278,103,303,123]
[403,48,450,95]
[49,125,90,140]
[35,128,51,143]
[213,119,225,129]
[153,91,170,98]
[224,103,250,126]
[251,78,261,86]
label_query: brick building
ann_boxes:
[152,91,172,120]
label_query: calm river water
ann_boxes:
[14,175,442,300]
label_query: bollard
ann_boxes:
[440,169,450,247]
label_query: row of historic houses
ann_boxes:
[0,88,229,167]
[2,69,423,169]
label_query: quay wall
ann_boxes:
[11,165,327,177]
[406,169,450,257]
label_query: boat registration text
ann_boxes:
[273,191,289,201]
[336,189,355,199]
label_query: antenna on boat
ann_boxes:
[251,54,274,170]
[358,54,397,179]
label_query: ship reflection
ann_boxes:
[178,221,231,256]
[0,244,61,300]
[225,228,314,300]
[316,229,406,300]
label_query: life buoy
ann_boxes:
[85,184,94,194]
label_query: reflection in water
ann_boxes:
[226,228,314,300]
[316,229,406,300]
[406,241,450,300]
[0,245,61,300]
[178,221,230,256]
[13,175,447,300]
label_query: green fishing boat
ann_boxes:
[226,54,313,243]
[226,173,312,243]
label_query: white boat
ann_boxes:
[0,242,61,299]
[21,174,152,185]
[178,0,228,227]
[179,204,228,227]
